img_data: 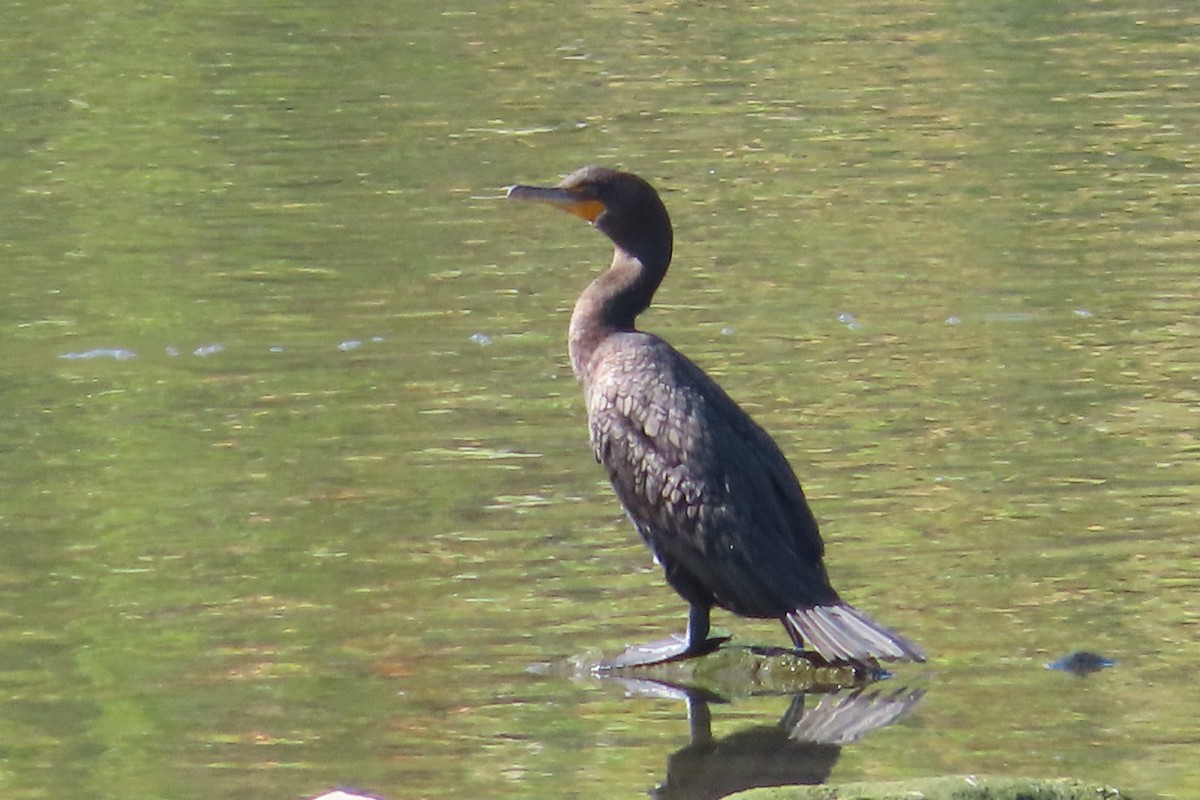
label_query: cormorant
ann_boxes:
[507,166,924,670]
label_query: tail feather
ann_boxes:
[783,604,925,667]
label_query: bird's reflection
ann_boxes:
[609,679,924,800]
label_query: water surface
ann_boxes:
[2,2,1198,798]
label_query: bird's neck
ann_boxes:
[568,247,666,382]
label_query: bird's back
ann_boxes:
[581,331,839,618]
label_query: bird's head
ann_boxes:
[507,166,673,270]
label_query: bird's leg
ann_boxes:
[683,603,712,654]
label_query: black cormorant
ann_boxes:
[507,166,924,670]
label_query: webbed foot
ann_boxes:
[597,633,731,670]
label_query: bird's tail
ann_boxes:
[783,603,925,667]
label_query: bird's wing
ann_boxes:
[585,334,835,615]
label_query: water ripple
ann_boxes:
[59,348,137,361]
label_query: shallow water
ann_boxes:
[2,2,1198,798]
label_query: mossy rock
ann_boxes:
[539,642,870,696]
[612,644,864,694]
[729,775,1127,799]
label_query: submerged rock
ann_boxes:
[1046,651,1116,676]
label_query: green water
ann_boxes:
[3,1,1198,798]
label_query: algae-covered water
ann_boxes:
[2,2,1198,798]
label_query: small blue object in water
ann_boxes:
[469,332,493,346]
[1046,651,1116,676]
[837,312,862,331]
[59,348,137,361]
[193,344,224,357]
[338,339,363,351]
[268,345,285,353]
